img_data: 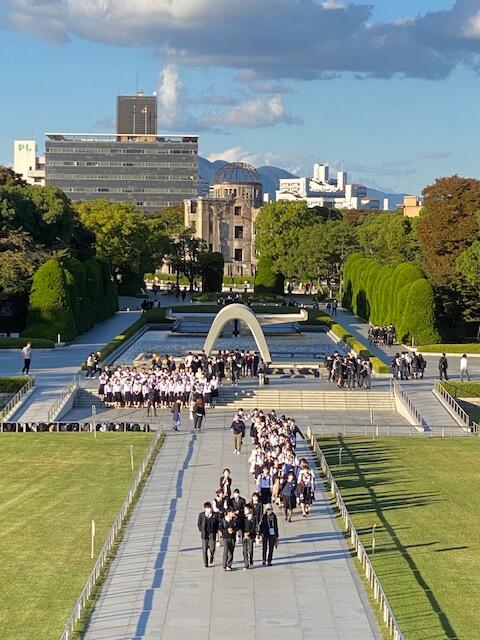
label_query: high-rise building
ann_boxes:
[13,139,45,185]
[116,92,157,135]
[45,133,198,212]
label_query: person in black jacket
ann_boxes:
[231,415,245,454]
[220,509,238,571]
[197,502,219,568]
[231,489,246,536]
[251,492,264,538]
[260,506,279,566]
[242,503,256,569]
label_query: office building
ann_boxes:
[13,139,45,185]
[116,93,157,135]
[45,133,198,212]
[276,162,386,210]
[185,163,261,277]
[402,195,423,218]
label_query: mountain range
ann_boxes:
[199,156,406,208]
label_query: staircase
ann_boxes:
[215,388,396,411]
[73,388,105,410]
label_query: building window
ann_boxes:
[234,206,242,216]
[234,248,243,262]
[234,226,243,239]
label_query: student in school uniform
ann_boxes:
[257,466,273,505]
[219,468,232,497]
[220,509,238,571]
[260,505,279,566]
[197,502,219,568]
[280,470,298,522]
[242,503,256,569]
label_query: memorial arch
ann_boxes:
[203,303,271,363]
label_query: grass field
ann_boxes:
[419,344,480,353]
[0,433,155,640]
[318,436,480,640]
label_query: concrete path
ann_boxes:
[83,414,380,640]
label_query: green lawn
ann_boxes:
[0,433,155,640]
[317,437,480,640]
[0,337,55,349]
[419,344,480,353]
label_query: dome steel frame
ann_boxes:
[214,162,261,186]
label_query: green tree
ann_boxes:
[23,259,77,341]
[355,212,419,264]
[401,279,441,344]
[168,227,207,292]
[201,252,224,293]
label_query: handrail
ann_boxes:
[391,380,425,428]
[0,377,35,421]
[59,429,163,640]
[306,427,405,640]
[0,421,159,433]
[434,381,479,433]
[46,376,80,423]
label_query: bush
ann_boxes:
[60,256,89,332]
[23,258,78,342]
[98,261,118,318]
[254,257,284,294]
[401,279,441,345]
[0,337,55,349]
[0,376,31,393]
[84,260,104,324]
[201,252,224,293]
[119,269,145,296]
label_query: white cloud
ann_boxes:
[5,0,480,81]
[157,64,186,129]
[201,95,302,128]
[463,12,480,38]
[206,147,284,166]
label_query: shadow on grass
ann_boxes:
[328,437,458,640]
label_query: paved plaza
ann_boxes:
[83,413,380,640]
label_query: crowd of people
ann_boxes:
[198,409,315,571]
[97,350,265,419]
[391,351,427,380]
[368,324,397,347]
[324,352,373,389]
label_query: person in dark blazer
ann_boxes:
[220,508,238,571]
[242,503,256,569]
[197,502,219,567]
[231,489,246,536]
[260,505,279,566]
[251,492,264,537]
[219,468,232,496]
[213,489,231,516]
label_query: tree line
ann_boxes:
[0,167,222,336]
[254,176,480,341]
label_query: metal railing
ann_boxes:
[434,381,479,433]
[0,421,160,433]
[305,426,405,640]
[0,377,35,421]
[46,376,80,423]
[310,422,471,438]
[59,429,163,640]
[391,380,425,428]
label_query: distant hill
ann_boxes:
[199,156,405,207]
[199,157,296,199]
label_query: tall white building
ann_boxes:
[13,139,45,185]
[276,162,387,211]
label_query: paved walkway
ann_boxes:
[83,414,380,640]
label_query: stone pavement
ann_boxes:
[83,413,380,640]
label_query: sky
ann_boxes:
[0,0,479,194]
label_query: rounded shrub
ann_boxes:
[254,257,284,294]
[23,258,77,341]
[401,279,441,345]
[60,256,89,332]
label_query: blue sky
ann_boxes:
[1,0,478,193]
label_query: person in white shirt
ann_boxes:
[460,354,470,382]
[21,342,32,375]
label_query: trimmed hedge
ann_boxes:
[0,337,55,349]
[23,257,119,342]
[254,257,284,294]
[0,376,31,393]
[342,254,440,344]
[23,259,78,342]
